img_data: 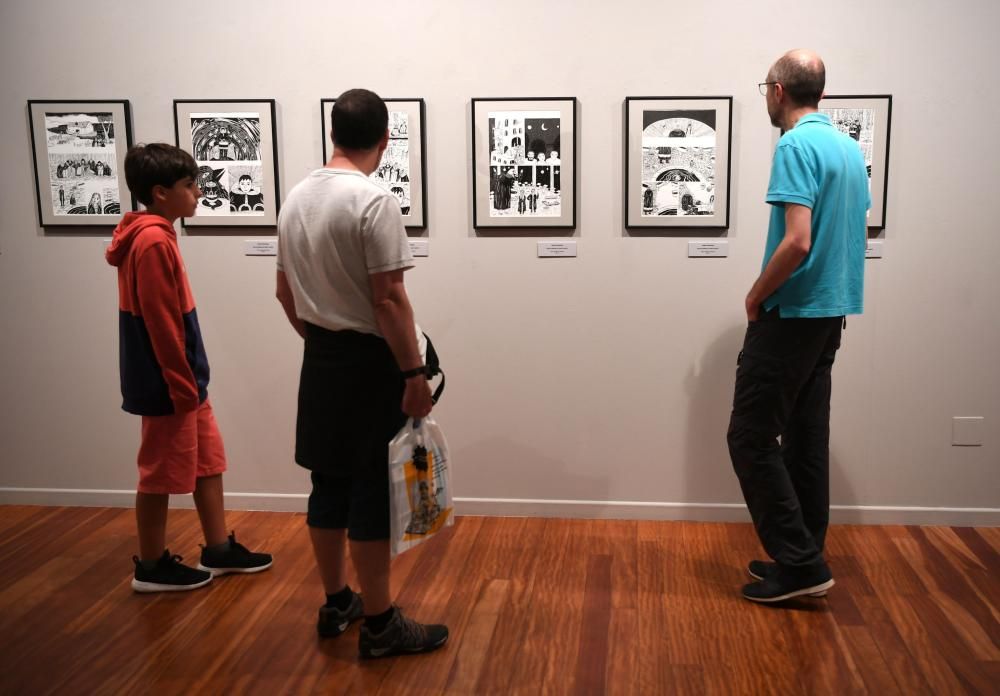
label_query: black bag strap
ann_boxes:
[423,333,445,404]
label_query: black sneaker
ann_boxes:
[318,591,364,638]
[747,560,776,581]
[742,565,834,603]
[197,532,273,576]
[358,606,449,659]
[132,551,213,593]
[747,560,827,597]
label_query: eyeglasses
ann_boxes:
[758,81,778,96]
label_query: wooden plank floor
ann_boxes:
[0,507,997,695]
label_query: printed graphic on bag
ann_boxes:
[402,444,451,538]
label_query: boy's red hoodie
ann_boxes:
[106,212,209,416]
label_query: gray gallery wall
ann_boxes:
[1,0,997,524]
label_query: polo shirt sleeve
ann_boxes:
[362,193,414,274]
[766,142,818,209]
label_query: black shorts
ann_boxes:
[296,324,406,540]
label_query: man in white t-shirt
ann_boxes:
[275,88,447,659]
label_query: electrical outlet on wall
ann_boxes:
[952,417,984,446]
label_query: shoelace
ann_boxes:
[226,532,252,555]
[396,610,428,644]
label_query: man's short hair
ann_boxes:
[124,143,198,205]
[331,89,388,150]
[772,53,825,107]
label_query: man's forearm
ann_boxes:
[276,270,306,339]
[374,296,422,372]
[747,239,809,307]
[279,296,306,338]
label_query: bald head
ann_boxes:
[769,49,825,107]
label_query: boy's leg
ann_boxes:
[191,400,228,546]
[135,491,169,561]
[193,474,227,547]
[192,400,272,575]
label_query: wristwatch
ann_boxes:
[401,366,426,379]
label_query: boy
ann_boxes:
[107,143,272,592]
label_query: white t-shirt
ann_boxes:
[277,168,423,348]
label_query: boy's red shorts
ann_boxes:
[137,399,227,494]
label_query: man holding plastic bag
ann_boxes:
[275,88,448,659]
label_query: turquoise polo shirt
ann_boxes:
[761,112,870,317]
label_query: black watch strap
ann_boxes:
[401,366,426,379]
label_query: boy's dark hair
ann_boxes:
[331,89,388,150]
[239,174,252,182]
[390,186,404,195]
[124,143,198,205]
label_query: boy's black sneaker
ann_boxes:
[197,532,273,576]
[742,564,834,603]
[132,551,213,593]
[358,606,449,659]
[318,591,364,638]
[747,560,828,597]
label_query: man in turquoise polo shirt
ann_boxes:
[727,49,870,603]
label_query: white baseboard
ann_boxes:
[0,488,997,526]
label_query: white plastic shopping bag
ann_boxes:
[388,416,454,557]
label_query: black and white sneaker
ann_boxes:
[318,591,364,638]
[742,564,834,603]
[197,532,273,576]
[747,560,828,597]
[358,606,448,659]
[132,551,213,593]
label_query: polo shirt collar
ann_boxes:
[793,112,832,128]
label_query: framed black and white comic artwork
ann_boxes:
[625,96,732,230]
[173,99,279,228]
[321,98,427,229]
[820,95,892,229]
[471,97,576,229]
[27,100,135,227]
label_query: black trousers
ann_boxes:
[727,307,843,571]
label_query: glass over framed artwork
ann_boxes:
[173,99,280,228]
[321,98,428,229]
[820,95,892,229]
[27,100,136,227]
[625,96,733,229]
[471,97,576,229]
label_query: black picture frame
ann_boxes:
[471,97,577,229]
[624,96,733,230]
[320,97,428,229]
[820,94,893,229]
[173,99,280,228]
[27,99,136,227]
